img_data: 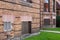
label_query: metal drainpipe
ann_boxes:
[55,0,56,27]
[40,0,42,30]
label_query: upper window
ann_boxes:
[56,1,60,10]
[20,0,32,7]
[45,0,48,3]
[22,0,32,3]
[44,0,50,12]
[53,0,55,12]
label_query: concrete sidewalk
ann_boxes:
[40,30,60,33]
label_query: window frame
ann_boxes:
[20,0,32,7]
[44,19,50,25]
[53,19,56,25]
[53,0,55,12]
[44,0,50,12]
[22,0,32,3]
[4,22,12,32]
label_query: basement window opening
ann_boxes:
[4,22,12,32]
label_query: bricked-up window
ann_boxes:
[53,0,55,12]
[4,22,12,32]
[44,19,50,25]
[44,0,50,12]
[22,0,32,3]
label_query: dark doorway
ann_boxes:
[28,21,31,33]
[22,21,31,34]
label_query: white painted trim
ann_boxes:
[2,15,15,23]
[43,16,50,19]
[21,16,32,21]
[52,16,56,19]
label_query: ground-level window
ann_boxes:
[4,22,12,32]
[53,19,56,25]
[44,19,50,25]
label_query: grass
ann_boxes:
[43,28,60,31]
[24,32,60,40]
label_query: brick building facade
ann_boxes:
[0,0,56,40]
[40,0,56,28]
[56,0,60,16]
[0,0,40,39]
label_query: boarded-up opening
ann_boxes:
[22,21,31,34]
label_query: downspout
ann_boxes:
[40,0,42,30]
